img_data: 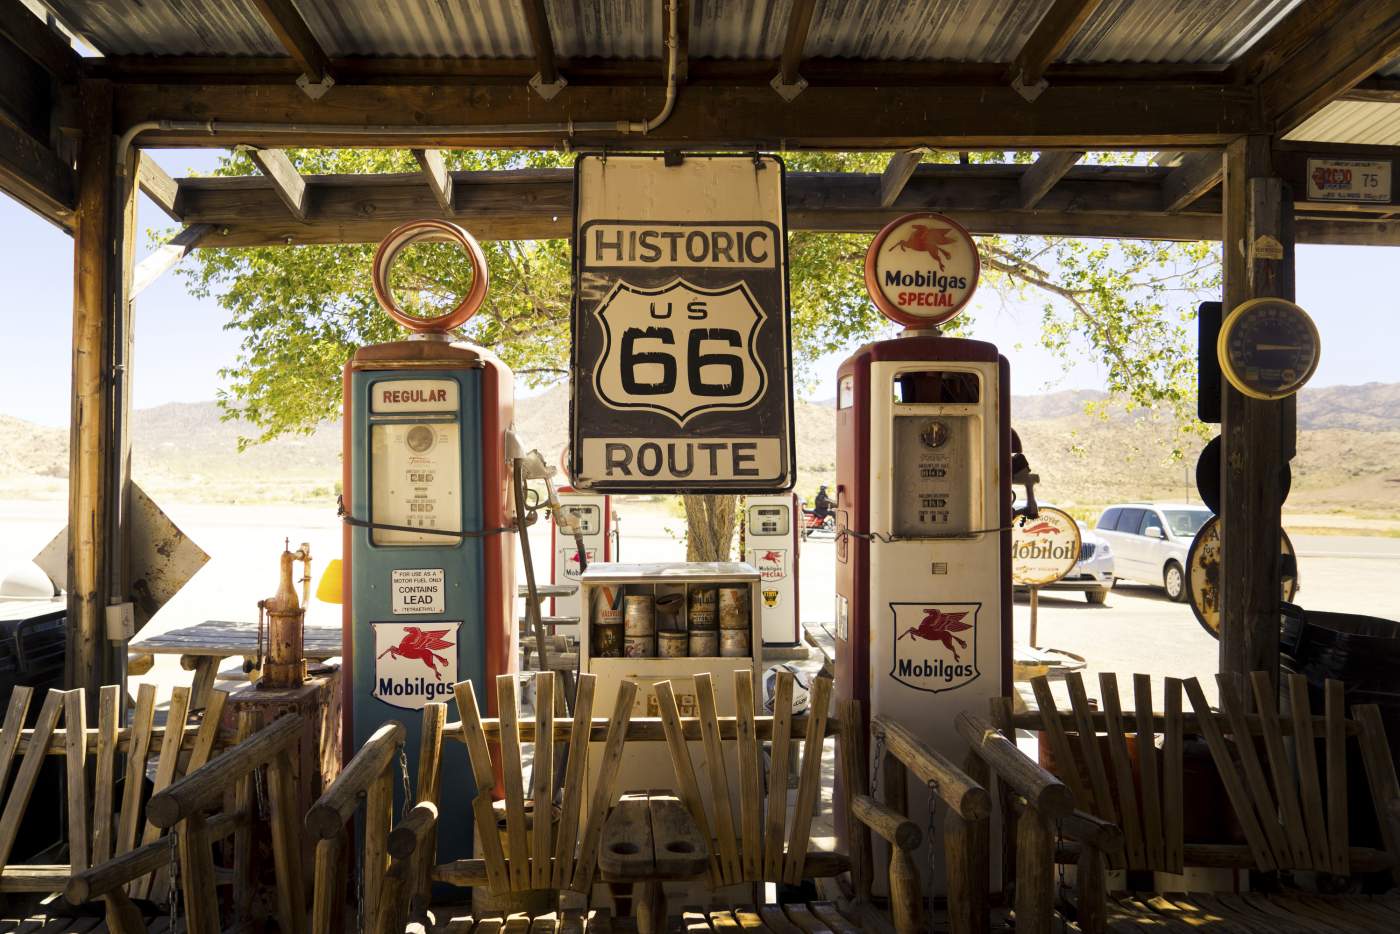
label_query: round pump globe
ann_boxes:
[315,558,344,605]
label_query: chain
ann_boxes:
[167,831,180,927]
[398,748,414,819]
[356,841,366,934]
[1055,820,1068,932]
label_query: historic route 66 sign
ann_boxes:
[571,153,794,492]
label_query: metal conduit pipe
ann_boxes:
[116,0,680,166]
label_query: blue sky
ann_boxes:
[0,148,1395,427]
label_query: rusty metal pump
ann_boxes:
[255,539,312,689]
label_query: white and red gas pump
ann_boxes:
[743,493,801,647]
[835,213,1011,871]
[550,450,611,620]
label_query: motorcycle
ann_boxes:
[800,507,836,540]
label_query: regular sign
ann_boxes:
[1010,507,1081,586]
[570,153,794,492]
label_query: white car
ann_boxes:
[1093,503,1214,602]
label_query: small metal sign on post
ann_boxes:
[570,153,795,492]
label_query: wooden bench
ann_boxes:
[311,670,980,933]
[968,670,1400,934]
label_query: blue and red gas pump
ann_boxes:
[341,221,515,860]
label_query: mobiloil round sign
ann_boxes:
[865,212,980,328]
[1011,507,1082,586]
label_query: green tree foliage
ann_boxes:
[181,148,1219,454]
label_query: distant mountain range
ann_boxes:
[2,383,1398,513]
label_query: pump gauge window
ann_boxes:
[370,421,461,545]
[1217,298,1320,400]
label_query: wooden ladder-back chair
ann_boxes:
[983,670,1400,934]
[652,670,991,934]
[0,682,228,931]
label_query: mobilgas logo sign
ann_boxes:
[1010,506,1082,586]
[372,621,460,709]
[571,153,794,493]
[865,212,980,329]
[890,602,980,693]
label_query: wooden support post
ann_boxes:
[1219,134,1295,683]
[68,78,136,701]
[1014,807,1054,934]
[1076,844,1106,934]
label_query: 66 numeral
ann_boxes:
[620,327,744,397]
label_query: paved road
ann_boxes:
[3,499,1398,711]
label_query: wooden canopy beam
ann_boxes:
[1008,0,1105,99]
[155,162,1400,247]
[879,151,923,207]
[1019,150,1083,208]
[777,0,817,88]
[1256,1,1400,133]
[131,224,212,298]
[112,82,1258,150]
[0,119,74,230]
[136,152,182,221]
[247,148,308,220]
[411,149,453,214]
[247,0,332,84]
[1161,152,1222,213]
[520,0,561,89]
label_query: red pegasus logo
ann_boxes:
[378,626,454,681]
[1021,521,1058,535]
[888,224,958,270]
[898,609,973,662]
[761,550,783,563]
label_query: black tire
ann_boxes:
[1085,588,1109,605]
[1163,560,1187,602]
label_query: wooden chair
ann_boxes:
[969,670,1400,934]
[654,670,992,934]
[0,682,229,931]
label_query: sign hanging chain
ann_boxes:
[926,777,939,919]
[399,747,414,819]
[167,832,181,928]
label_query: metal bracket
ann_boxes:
[296,72,336,100]
[530,71,569,101]
[769,72,808,101]
[1010,72,1048,102]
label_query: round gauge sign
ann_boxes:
[865,212,980,328]
[1186,515,1298,639]
[1217,298,1320,400]
[1011,507,1082,587]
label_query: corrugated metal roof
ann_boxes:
[1062,0,1301,64]
[1284,100,1400,147]
[36,0,1305,65]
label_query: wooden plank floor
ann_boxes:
[0,916,185,934]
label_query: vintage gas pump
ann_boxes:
[550,452,611,620]
[834,213,1011,874]
[341,220,515,860]
[743,493,801,647]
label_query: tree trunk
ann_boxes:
[683,495,737,562]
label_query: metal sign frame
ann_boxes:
[569,152,796,493]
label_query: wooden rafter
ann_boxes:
[1255,2,1400,133]
[136,153,181,222]
[247,0,331,84]
[1161,152,1222,213]
[411,149,453,214]
[519,0,560,86]
[248,148,308,220]
[777,0,816,87]
[1008,0,1105,97]
[0,0,78,81]
[879,151,922,207]
[131,224,212,298]
[1019,151,1083,208]
[112,83,1257,150]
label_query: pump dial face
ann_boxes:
[1217,298,1320,400]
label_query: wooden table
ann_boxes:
[601,791,710,934]
[129,619,342,708]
